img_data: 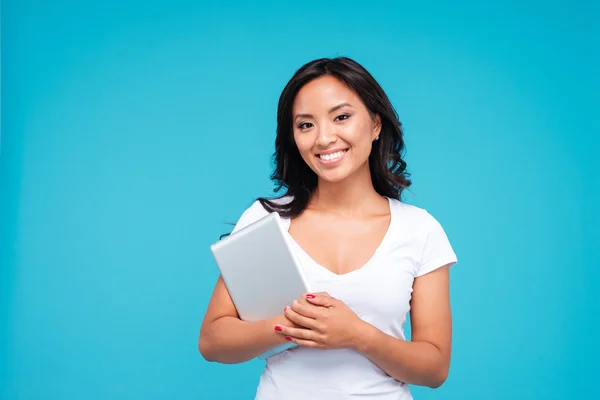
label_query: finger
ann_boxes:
[296,291,329,305]
[274,325,319,341]
[305,291,332,298]
[291,299,323,320]
[305,293,337,308]
[296,296,311,307]
[285,336,324,349]
[277,328,325,349]
[284,304,319,329]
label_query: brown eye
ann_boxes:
[335,114,350,122]
[298,122,313,130]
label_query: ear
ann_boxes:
[372,114,382,140]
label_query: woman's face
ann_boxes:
[292,75,381,183]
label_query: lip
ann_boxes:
[315,148,349,156]
[315,149,348,166]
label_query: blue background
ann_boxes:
[1,1,598,399]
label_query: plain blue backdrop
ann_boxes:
[1,1,599,399]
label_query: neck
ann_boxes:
[310,163,381,215]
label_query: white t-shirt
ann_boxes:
[230,196,458,400]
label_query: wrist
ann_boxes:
[350,320,378,354]
[264,315,289,345]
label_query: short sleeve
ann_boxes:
[230,201,268,234]
[416,213,458,277]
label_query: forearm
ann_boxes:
[199,316,285,364]
[353,323,449,388]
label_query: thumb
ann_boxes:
[305,293,337,307]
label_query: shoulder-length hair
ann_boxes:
[256,57,411,219]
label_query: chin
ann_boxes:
[318,175,347,183]
[314,168,352,183]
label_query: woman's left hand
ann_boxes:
[274,292,367,350]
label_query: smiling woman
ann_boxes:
[258,57,411,220]
[198,57,458,400]
[293,77,381,182]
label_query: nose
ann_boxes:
[315,126,337,148]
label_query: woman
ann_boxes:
[199,57,458,400]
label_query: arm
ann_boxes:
[276,265,452,388]
[354,265,452,387]
[198,275,293,364]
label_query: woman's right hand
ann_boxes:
[200,276,310,363]
[269,296,313,339]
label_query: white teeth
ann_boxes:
[319,150,346,161]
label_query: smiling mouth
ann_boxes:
[316,149,348,162]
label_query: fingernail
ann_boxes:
[285,336,292,341]
[306,294,315,299]
[274,325,282,332]
[284,306,288,312]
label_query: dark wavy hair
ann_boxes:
[256,56,411,218]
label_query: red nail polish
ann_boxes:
[285,336,292,341]
[306,294,315,299]
[284,306,288,312]
[274,325,282,331]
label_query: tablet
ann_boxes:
[210,211,312,359]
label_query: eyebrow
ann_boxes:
[294,102,354,121]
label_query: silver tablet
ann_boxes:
[210,212,311,359]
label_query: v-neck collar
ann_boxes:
[281,197,395,280]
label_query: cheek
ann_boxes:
[344,123,373,150]
[293,134,313,156]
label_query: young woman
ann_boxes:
[199,57,458,400]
